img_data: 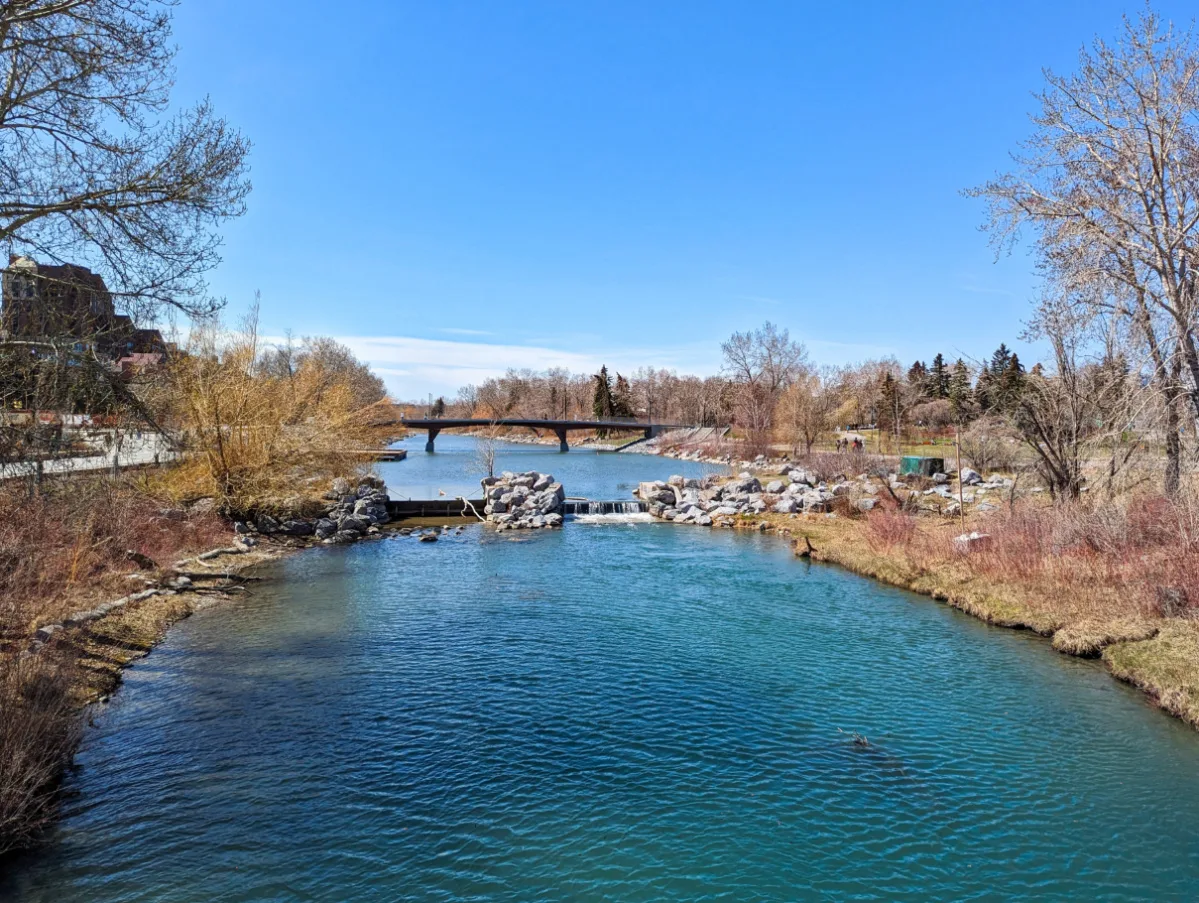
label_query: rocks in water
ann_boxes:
[314,518,337,539]
[419,532,439,542]
[638,480,677,506]
[483,471,564,529]
[339,514,372,534]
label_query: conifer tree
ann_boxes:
[612,374,635,418]
[592,366,614,420]
[879,372,905,446]
[929,353,949,399]
[907,360,928,394]
[948,359,975,423]
[994,353,1026,414]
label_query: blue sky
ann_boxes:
[169,0,1196,400]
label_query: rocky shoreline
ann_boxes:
[637,465,1017,527]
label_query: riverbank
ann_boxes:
[0,469,406,856]
[637,466,1199,731]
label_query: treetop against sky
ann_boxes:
[158,0,1199,398]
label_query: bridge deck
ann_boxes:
[400,418,687,452]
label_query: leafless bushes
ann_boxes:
[0,652,82,855]
[868,491,1199,620]
[865,509,918,551]
[959,417,1020,475]
[0,479,225,638]
[151,309,391,515]
[795,451,893,483]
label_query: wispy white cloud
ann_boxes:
[281,330,904,401]
[437,327,494,336]
[323,334,719,400]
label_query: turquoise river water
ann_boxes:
[3,435,1199,901]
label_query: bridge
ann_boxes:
[400,418,683,452]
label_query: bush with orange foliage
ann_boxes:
[148,309,393,515]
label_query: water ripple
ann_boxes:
[5,504,1199,901]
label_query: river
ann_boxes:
[4,436,1199,900]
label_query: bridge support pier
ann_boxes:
[555,428,569,452]
[425,428,441,453]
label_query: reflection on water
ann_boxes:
[5,440,1199,902]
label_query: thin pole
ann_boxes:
[955,423,965,531]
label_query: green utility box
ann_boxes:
[899,456,945,477]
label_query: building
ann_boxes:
[1,255,167,361]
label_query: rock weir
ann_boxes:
[482,471,565,530]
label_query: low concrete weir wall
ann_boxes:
[387,499,488,519]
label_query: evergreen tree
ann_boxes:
[878,372,904,443]
[592,366,614,420]
[994,353,1026,413]
[948,359,975,423]
[989,343,1013,375]
[907,360,928,394]
[977,343,1014,411]
[612,373,635,418]
[928,353,949,399]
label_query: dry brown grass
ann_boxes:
[0,474,232,856]
[0,478,227,642]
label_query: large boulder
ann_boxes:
[483,471,564,528]
[960,468,982,486]
[277,519,315,536]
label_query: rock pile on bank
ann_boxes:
[482,471,565,530]
[638,470,843,525]
[640,466,1022,528]
[236,475,392,545]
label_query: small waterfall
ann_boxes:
[567,499,651,523]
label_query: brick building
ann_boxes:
[1,255,167,360]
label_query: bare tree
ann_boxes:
[721,322,808,453]
[0,0,251,317]
[776,368,838,454]
[971,8,1199,493]
[1013,303,1144,500]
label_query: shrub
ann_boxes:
[960,416,1020,474]
[865,509,918,551]
[0,652,82,855]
